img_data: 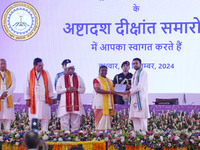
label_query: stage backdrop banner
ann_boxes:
[0,0,200,94]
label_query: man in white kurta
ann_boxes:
[0,59,15,131]
[129,58,150,131]
[56,63,85,131]
[24,58,54,131]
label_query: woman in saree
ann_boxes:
[92,65,116,130]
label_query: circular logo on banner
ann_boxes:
[2,2,40,41]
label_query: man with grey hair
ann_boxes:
[56,63,85,131]
[0,59,16,131]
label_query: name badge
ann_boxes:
[35,82,40,91]
[1,82,6,86]
[133,103,138,108]
[1,82,6,90]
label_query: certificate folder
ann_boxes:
[114,84,126,93]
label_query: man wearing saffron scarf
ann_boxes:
[0,59,16,131]
[128,58,150,131]
[25,58,54,131]
[56,63,85,131]
[93,65,116,131]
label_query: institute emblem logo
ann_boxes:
[2,2,40,41]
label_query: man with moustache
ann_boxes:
[128,58,150,131]
[25,58,54,131]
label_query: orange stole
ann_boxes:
[30,68,49,114]
[0,69,13,111]
[64,73,79,112]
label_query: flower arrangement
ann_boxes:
[0,108,200,150]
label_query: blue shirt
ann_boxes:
[54,71,65,102]
[54,71,77,102]
[54,71,65,88]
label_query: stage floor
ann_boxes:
[14,104,200,116]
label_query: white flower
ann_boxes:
[119,130,122,135]
[0,136,3,142]
[168,134,171,138]
[11,129,16,134]
[175,136,180,141]
[149,135,154,141]
[120,136,125,143]
[79,130,84,133]
[155,129,161,133]
[97,137,101,140]
[131,131,136,138]
[65,130,71,134]
[190,139,194,143]
[75,137,80,142]
[112,139,116,143]
[104,137,109,142]
[54,131,58,135]
[58,137,63,142]
[157,143,161,146]
[15,134,20,138]
[160,136,163,142]
[53,138,57,142]
[99,131,104,134]
[15,142,20,146]
[168,143,171,147]
[25,126,30,130]
[42,134,49,141]
[141,131,146,136]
